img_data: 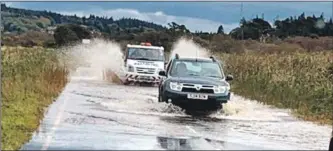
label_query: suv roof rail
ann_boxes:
[210,56,216,62]
[175,53,179,59]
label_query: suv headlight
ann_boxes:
[213,85,229,94]
[169,82,182,91]
[128,65,134,72]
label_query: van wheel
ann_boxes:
[123,80,130,85]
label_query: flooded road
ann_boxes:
[21,76,331,150]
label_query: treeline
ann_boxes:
[2,3,333,50]
[1,4,166,34]
[51,22,191,51]
[230,13,333,40]
[3,3,333,40]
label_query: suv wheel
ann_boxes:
[158,95,162,102]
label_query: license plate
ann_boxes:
[187,93,208,100]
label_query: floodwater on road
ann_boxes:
[21,75,331,150]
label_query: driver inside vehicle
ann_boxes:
[174,62,188,76]
[130,49,145,58]
[146,51,154,58]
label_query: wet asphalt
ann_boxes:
[21,77,331,150]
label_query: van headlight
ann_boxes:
[128,65,134,72]
[169,82,182,91]
[213,85,229,94]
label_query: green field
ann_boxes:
[220,51,333,124]
[1,46,69,150]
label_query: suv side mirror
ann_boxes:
[226,75,233,81]
[159,70,166,76]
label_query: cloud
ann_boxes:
[59,8,239,33]
[2,2,20,7]
[2,2,13,6]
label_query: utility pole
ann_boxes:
[240,2,244,52]
[240,2,244,41]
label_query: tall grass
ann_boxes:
[1,46,69,150]
[220,51,333,124]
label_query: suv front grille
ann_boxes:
[136,67,155,74]
[181,87,214,93]
[181,83,215,94]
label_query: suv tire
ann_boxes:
[158,93,167,102]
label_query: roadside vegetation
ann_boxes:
[1,46,68,150]
[220,50,333,124]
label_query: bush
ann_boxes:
[209,34,244,53]
[54,25,80,46]
[285,36,333,51]
[2,31,54,47]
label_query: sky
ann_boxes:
[4,1,333,33]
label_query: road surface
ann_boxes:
[21,75,331,150]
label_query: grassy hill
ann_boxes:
[3,3,333,40]
[1,4,167,35]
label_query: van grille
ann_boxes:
[136,67,155,74]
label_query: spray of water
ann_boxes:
[60,39,125,81]
[169,37,210,59]
[58,38,185,115]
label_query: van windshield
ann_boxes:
[127,47,164,61]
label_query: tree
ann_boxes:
[36,22,44,28]
[230,18,272,40]
[82,16,86,24]
[67,24,92,39]
[217,25,224,34]
[54,25,80,46]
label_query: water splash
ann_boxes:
[169,37,210,59]
[59,39,124,81]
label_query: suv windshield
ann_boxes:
[127,47,164,61]
[170,60,224,79]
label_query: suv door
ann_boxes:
[328,128,333,151]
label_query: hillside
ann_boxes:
[2,3,333,52]
[1,4,167,35]
[2,3,333,40]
